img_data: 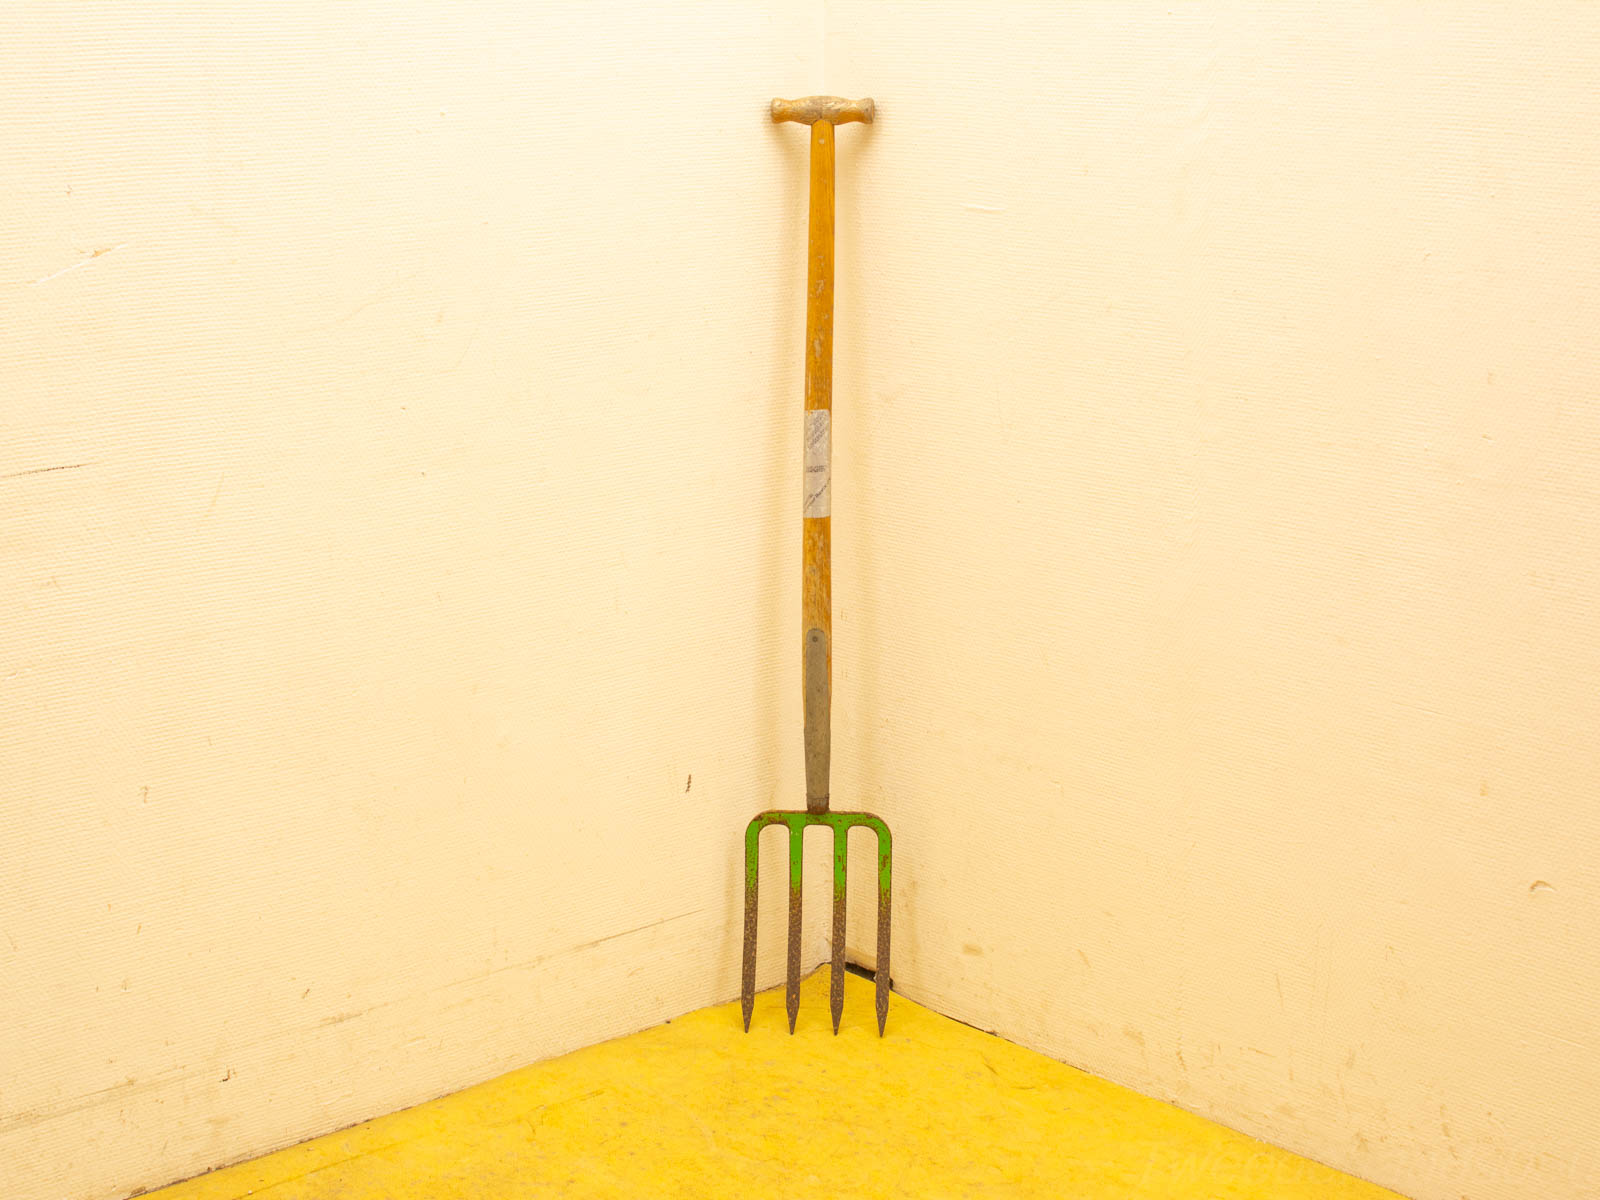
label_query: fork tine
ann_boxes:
[875,821,892,1036]
[786,821,804,1033]
[830,822,847,1033]
[741,818,761,1032]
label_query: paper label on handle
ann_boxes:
[804,409,831,518]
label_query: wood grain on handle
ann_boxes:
[772,96,875,126]
[802,119,834,812]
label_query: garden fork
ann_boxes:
[742,96,891,1037]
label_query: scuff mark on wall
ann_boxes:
[1,462,95,481]
[29,244,127,286]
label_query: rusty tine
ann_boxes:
[787,823,804,1031]
[741,97,891,1036]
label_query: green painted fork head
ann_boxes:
[740,810,892,1035]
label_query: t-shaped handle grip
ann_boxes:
[771,96,875,126]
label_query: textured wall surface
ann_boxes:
[825,6,1600,1200]
[1,5,825,1198]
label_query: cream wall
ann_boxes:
[827,5,1600,1200]
[1,5,825,1199]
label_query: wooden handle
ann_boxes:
[801,119,835,813]
[772,96,875,126]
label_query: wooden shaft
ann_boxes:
[802,119,834,813]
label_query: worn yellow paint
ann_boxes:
[148,973,1400,1200]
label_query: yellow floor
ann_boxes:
[149,972,1402,1199]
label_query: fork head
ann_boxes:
[741,810,892,1035]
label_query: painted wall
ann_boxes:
[1,5,825,1199]
[826,5,1600,1199]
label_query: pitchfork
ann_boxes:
[741,96,891,1037]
